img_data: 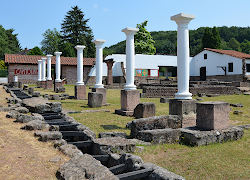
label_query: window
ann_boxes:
[228,63,233,72]
[247,64,250,72]
[204,53,207,59]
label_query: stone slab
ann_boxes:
[121,89,140,111]
[169,99,196,116]
[196,101,229,130]
[180,126,244,146]
[54,81,63,91]
[92,88,107,105]
[75,85,86,100]
[115,109,134,116]
[88,92,103,108]
[133,102,156,119]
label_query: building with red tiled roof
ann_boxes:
[190,48,250,81]
[5,54,96,84]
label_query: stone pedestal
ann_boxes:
[74,85,86,100]
[196,101,229,130]
[46,80,53,89]
[92,88,106,105]
[115,90,140,116]
[88,92,103,108]
[40,81,46,89]
[169,99,196,128]
[133,102,156,119]
[54,82,63,91]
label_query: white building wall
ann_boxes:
[191,50,243,76]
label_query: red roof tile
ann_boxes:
[4,54,95,66]
[205,48,250,60]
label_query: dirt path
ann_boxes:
[0,86,69,180]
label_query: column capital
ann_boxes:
[46,54,53,58]
[54,52,62,56]
[122,27,139,36]
[38,60,42,63]
[171,13,195,25]
[41,57,47,61]
[75,45,86,50]
[94,39,106,48]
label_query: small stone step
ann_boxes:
[68,140,92,148]
[92,154,110,162]
[109,163,126,175]
[116,168,153,180]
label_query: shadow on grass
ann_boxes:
[101,124,127,130]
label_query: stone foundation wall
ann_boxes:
[190,74,244,82]
[141,86,241,98]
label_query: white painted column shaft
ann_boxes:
[41,57,46,81]
[75,45,85,85]
[171,13,195,100]
[54,52,62,82]
[46,55,52,80]
[37,60,42,81]
[122,27,139,90]
[94,39,106,88]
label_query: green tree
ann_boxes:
[202,27,221,49]
[61,6,95,57]
[241,40,250,54]
[27,46,44,55]
[0,25,21,59]
[211,27,221,49]
[228,38,241,51]
[59,42,76,57]
[41,28,61,54]
[135,20,156,55]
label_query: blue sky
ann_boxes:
[0,0,249,49]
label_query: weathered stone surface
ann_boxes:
[142,162,185,180]
[180,126,244,146]
[237,124,250,130]
[121,89,140,111]
[198,92,206,97]
[53,139,67,148]
[133,102,156,119]
[16,114,44,123]
[31,113,44,121]
[230,103,243,107]
[49,125,60,131]
[98,132,127,138]
[120,153,143,171]
[28,87,34,95]
[23,84,28,90]
[57,154,118,180]
[43,94,49,99]
[56,87,65,93]
[92,88,107,105]
[92,137,136,155]
[169,99,196,116]
[6,110,20,119]
[88,92,103,108]
[34,131,62,142]
[15,107,29,113]
[32,91,40,97]
[75,85,86,100]
[58,144,83,158]
[137,128,181,144]
[196,101,230,130]
[22,97,49,109]
[76,124,96,140]
[127,115,181,138]
[233,110,243,115]
[52,94,61,100]
[207,94,220,97]
[49,102,62,113]
[160,97,170,103]
[21,120,49,130]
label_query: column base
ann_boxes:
[124,84,137,90]
[45,80,53,89]
[115,89,140,116]
[169,99,197,128]
[75,85,86,100]
[92,88,106,105]
[174,92,192,100]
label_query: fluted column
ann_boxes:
[94,39,106,88]
[54,52,62,82]
[46,54,52,80]
[171,13,195,100]
[122,27,139,90]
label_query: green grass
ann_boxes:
[33,85,250,179]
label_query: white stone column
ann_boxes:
[94,39,106,88]
[75,45,86,85]
[122,27,139,90]
[54,52,62,82]
[41,57,47,81]
[37,60,42,81]
[46,54,52,80]
[171,13,195,100]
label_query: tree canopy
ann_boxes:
[135,20,156,55]
[41,28,61,55]
[27,46,44,55]
[0,25,21,59]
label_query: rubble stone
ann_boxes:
[34,131,62,142]
[98,132,127,138]
[21,120,49,130]
[58,144,83,158]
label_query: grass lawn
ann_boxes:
[33,85,250,179]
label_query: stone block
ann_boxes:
[74,85,86,100]
[32,91,40,97]
[28,87,34,95]
[40,81,46,89]
[137,128,181,144]
[92,88,107,105]
[54,81,63,91]
[88,92,103,108]
[56,87,65,93]
[196,101,229,130]
[160,97,170,103]
[127,115,181,138]
[121,90,140,111]
[18,82,23,89]
[52,94,61,100]
[92,137,136,155]
[23,84,28,90]
[98,132,127,138]
[45,80,53,89]
[133,102,156,119]
[169,99,196,116]
[180,126,244,146]
[34,131,62,142]
[36,81,41,88]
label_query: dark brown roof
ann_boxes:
[205,48,250,60]
[4,54,95,66]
